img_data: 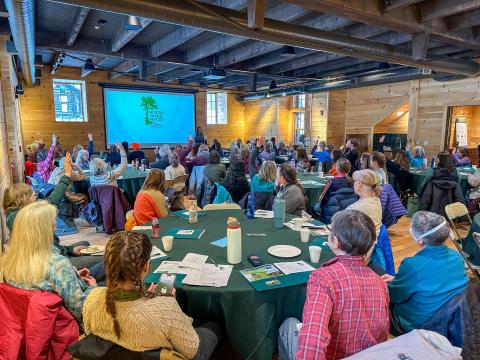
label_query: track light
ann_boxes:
[84,58,95,71]
[123,15,142,30]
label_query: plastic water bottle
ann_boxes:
[152,218,161,239]
[273,197,285,229]
[227,217,242,264]
[247,192,255,219]
[431,156,436,168]
[318,161,324,177]
[188,200,198,224]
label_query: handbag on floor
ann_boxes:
[407,195,420,217]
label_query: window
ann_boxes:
[294,94,305,109]
[53,79,88,122]
[294,112,305,143]
[206,92,227,125]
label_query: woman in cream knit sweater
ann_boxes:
[82,231,220,359]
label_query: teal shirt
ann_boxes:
[389,245,468,332]
[250,175,274,194]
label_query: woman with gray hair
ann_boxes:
[405,142,426,168]
[258,140,276,163]
[89,142,127,187]
[383,211,468,335]
[164,152,186,192]
[228,142,240,163]
[151,144,171,170]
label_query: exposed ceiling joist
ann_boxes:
[161,67,197,82]
[80,55,106,77]
[246,48,311,70]
[147,63,179,76]
[382,0,424,12]
[283,0,480,49]
[112,17,152,53]
[412,31,430,61]
[421,0,480,22]
[247,0,265,29]
[150,0,247,58]
[185,2,307,63]
[67,7,89,46]
[448,8,480,31]
[109,59,140,79]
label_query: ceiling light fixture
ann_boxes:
[397,111,404,116]
[122,15,142,30]
[94,19,106,30]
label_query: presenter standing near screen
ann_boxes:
[194,127,207,145]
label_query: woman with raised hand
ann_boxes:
[89,142,127,187]
[1,201,95,321]
[82,231,221,359]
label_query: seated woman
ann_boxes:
[295,148,312,173]
[186,144,209,170]
[151,144,171,170]
[251,160,276,194]
[75,149,90,170]
[406,144,426,168]
[370,151,388,185]
[90,142,127,187]
[165,152,187,193]
[359,152,370,170]
[258,141,276,163]
[72,133,94,163]
[383,211,468,335]
[228,143,240,164]
[387,150,412,193]
[347,169,382,238]
[453,147,472,167]
[210,139,224,157]
[327,149,343,176]
[83,231,220,359]
[467,163,480,211]
[313,158,352,215]
[277,141,288,156]
[197,151,227,207]
[275,163,306,216]
[222,161,250,203]
[105,144,121,167]
[1,201,96,322]
[3,153,98,269]
[132,169,168,225]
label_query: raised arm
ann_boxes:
[113,142,128,178]
[46,152,71,206]
[87,133,94,156]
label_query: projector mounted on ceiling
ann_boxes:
[202,68,227,81]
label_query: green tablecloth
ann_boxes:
[464,213,480,266]
[296,173,327,208]
[72,167,148,205]
[409,167,475,196]
[143,209,334,360]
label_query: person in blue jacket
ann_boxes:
[381,211,468,335]
[405,143,426,168]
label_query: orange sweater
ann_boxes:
[133,190,168,225]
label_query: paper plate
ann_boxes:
[267,245,301,258]
[80,245,105,255]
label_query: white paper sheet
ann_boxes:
[150,246,167,260]
[182,264,233,287]
[254,210,274,219]
[132,225,152,231]
[153,261,191,275]
[179,253,209,269]
[274,261,315,275]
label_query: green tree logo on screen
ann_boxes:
[140,96,158,125]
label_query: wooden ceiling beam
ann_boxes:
[109,59,140,79]
[80,54,106,77]
[247,0,265,29]
[448,7,480,30]
[382,0,424,12]
[66,7,89,46]
[112,18,153,53]
[283,0,480,49]
[421,0,480,22]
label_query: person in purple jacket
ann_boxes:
[452,147,472,167]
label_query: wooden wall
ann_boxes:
[19,66,245,160]
[310,92,328,142]
[448,105,480,148]
[326,90,347,146]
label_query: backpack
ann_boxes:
[80,201,103,229]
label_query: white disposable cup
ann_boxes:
[309,246,322,263]
[293,218,303,230]
[318,171,324,178]
[300,228,310,243]
[162,236,174,252]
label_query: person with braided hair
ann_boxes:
[275,162,307,216]
[82,231,221,359]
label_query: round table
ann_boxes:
[463,212,480,266]
[72,167,148,205]
[296,172,327,208]
[143,209,333,360]
[409,166,474,195]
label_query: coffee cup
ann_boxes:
[300,228,310,243]
[293,218,303,231]
[162,236,174,252]
[309,246,322,263]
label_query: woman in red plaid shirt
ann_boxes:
[278,210,390,360]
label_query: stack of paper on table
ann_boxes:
[132,225,152,231]
[274,261,315,275]
[182,264,233,287]
[163,228,206,239]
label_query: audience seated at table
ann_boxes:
[72,133,94,166]
[186,144,210,170]
[105,144,121,167]
[1,201,96,322]
[342,138,360,173]
[75,149,91,170]
[90,142,127,187]
[452,147,472,167]
[314,158,354,218]
[222,161,250,204]
[240,147,250,173]
[37,134,59,182]
[130,169,168,226]
[275,163,307,216]
[151,144,171,170]
[259,140,276,163]
[121,141,130,162]
[406,143,426,168]
[295,148,312,173]
[129,143,145,164]
[467,163,480,211]
[277,140,288,156]
[382,211,468,335]
[165,152,187,193]
[197,151,227,207]
[370,151,388,185]
[177,136,194,168]
[420,152,464,217]
[82,231,220,359]
[386,150,412,193]
[278,210,389,360]
[251,160,276,194]
[311,139,332,165]
[210,139,224,157]
[228,143,240,163]
[328,149,343,176]
[26,137,45,163]
[347,169,383,239]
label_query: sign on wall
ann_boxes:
[455,117,468,147]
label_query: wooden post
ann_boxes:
[408,80,420,145]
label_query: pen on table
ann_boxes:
[246,233,267,237]
[209,256,218,267]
